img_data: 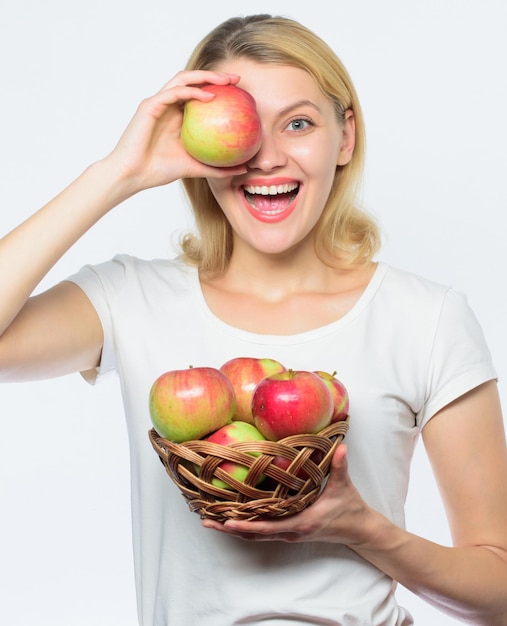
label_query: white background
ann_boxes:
[1,1,506,624]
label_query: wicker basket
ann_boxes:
[148,417,349,522]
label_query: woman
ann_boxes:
[1,14,506,626]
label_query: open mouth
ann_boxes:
[243,182,300,217]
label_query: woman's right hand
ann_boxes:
[0,70,249,375]
[105,70,248,196]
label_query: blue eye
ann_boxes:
[286,117,313,132]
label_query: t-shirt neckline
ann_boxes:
[189,261,389,344]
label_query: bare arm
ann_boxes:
[357,381,507,624]
[205,381,507,625]
[0,159,125,380]
[0,71,246,381]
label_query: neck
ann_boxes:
[205,240,370,303]
[198,245,377,335]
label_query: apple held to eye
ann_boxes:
[252,370,334,441]
[180,84,262,167]
[220,356,287,424]
[149,366,235,443]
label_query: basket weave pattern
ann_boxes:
[149,418,349,521]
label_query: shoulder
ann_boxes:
[71,254,196,289]
[381,264,450,297]
[379,263,467,313]
[94,253,193,277]
[374,263,482,340]
[67,255,200,315]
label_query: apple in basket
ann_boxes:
[201,421,267,490]
[149,366,235,443]
[180,84,262,167]
[220,356,287,424]
[252,370,334,440]
[269,449,325,482]
[314,371,349,422]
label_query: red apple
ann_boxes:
[314,371,349,422]
[252,370,334,440]
[202,421,266,490]
[271,449,324,481]
[149,366,235,443]
[220,357,287,424]
[180,84,262,167]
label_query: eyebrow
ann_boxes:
[277,99,323,117]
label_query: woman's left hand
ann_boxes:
[202,443,379,546]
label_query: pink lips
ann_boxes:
[241,178,300,224]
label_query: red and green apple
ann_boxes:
[149,366,235,443]
[180,84,262,167]
[202,421,266,490]
[314,370,349,422]
[220,356,287,424]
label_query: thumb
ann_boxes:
[329,442,349,482]
[318,442,351,501]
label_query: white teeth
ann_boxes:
[244,182,299,195]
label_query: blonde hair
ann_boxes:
[180,14,380,273]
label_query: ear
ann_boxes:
[336,109,356,166]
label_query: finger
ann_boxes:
[140,79,242,123]
[158,70,241,93]
[202,518,265,541]
[330,442,348,478]
[140,85,214,114]
[313,443,349,502]
[201,519,223,531]
[129,84,216,135]
[221,514,303,538]
[202,163,249,177]
[202,517,269,535]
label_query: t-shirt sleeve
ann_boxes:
[65,257,127,384]
[417,288,498,429]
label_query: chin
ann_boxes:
[244,233,313,258]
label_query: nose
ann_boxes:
[246,131,287,172]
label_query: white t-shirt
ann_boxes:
[69,256,496,626]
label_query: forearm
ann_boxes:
[355,510,507,625]
[207,388,507,624]
[0,71,246,337]
[0,157,133,335]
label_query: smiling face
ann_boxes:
[206,59,355,259]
